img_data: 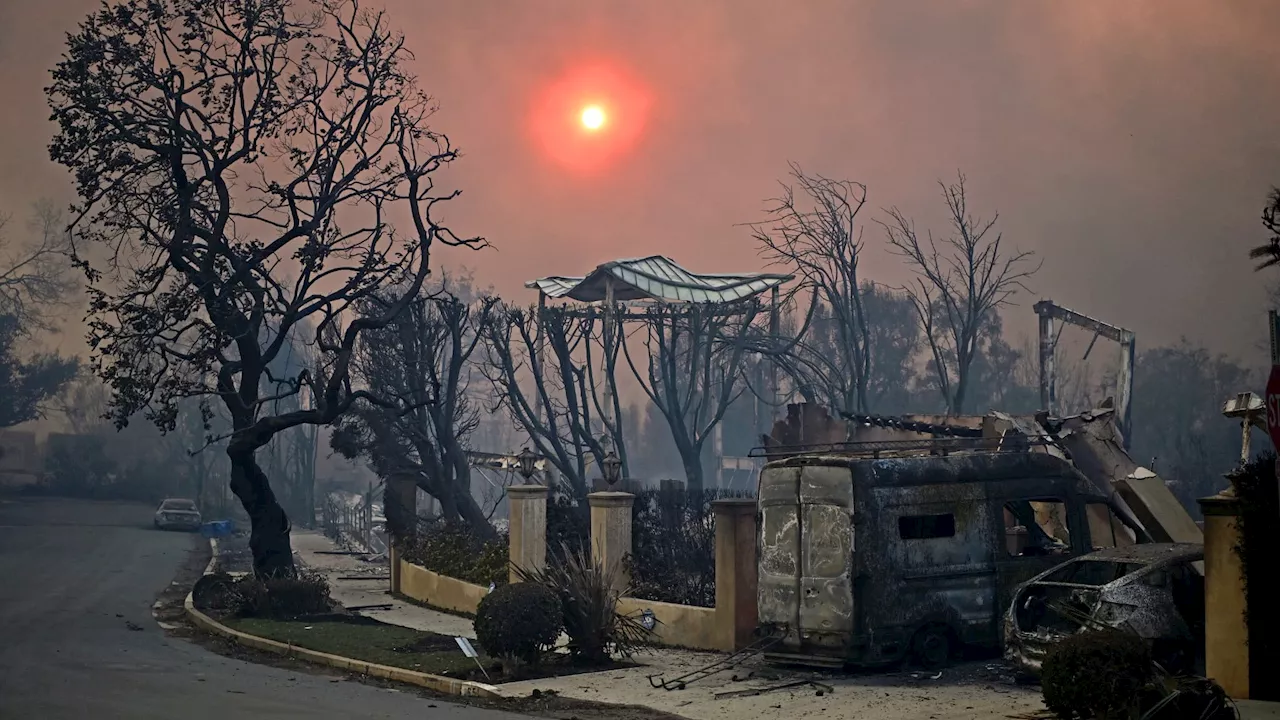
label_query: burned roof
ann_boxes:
[1076,542,1203,565]
[525,255,793,304]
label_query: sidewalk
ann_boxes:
[289,529,1048,720]
[291,529,475,639]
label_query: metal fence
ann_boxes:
[319,485,386,555]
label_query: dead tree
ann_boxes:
[881,173,1039,416]
[0,203,78,334]
[483,304,624,500]
[623,301,761,491]
[748,164,877,414]
[333,288,498,538]
[47,0,483,576]
[1249,186,1280,270]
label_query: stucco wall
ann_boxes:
[617,596,722,651]
[398,560,488,616]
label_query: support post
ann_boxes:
[534,291,547,420]
[769,286,780,414]
[588,491,635,593]
[1117,336,1136,449]
[1038,312,1056,416]
[507,484,549,583]
[713,499,759,651]
[1199,489,1249,699]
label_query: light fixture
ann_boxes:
[602,451,622,486]
[516,447,540,482]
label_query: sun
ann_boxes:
[580,105,606,131]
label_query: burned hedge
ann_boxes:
[626,487,753,608]
[399,520,509,587]
[1041,629,1153,720]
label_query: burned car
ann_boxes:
[1004,543,1205,677]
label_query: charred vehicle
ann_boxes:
[1004,543,1205,676]
[755,439,1150,669]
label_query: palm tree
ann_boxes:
[1248,187,1280,270]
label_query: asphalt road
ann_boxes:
[0,497,525,720]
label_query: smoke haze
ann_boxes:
[2,0,1277,360]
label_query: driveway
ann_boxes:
[0,497,525,720]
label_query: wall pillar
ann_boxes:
[713,498,759,651]
[507,484,549,583]
[589,491,635,592]
[1199,490,1249,699]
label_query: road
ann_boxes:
[0,497,525,720]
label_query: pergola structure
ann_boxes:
[524,256,793,488]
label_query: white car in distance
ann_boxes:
[154,498,202,532]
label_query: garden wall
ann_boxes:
[616,596,720,650]
[398,559,488,616]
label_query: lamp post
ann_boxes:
[602,451,622,488]
[515,447,541,484]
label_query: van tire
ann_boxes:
[911,624,952,669]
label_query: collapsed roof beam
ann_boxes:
[1033,300,1136,449]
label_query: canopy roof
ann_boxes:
[525,255,792,304]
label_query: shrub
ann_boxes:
[628,487,753,607]
[399,521,509,587]
[546,493,590,561]
[191,572,236,611]
[1041,629,1153,720]
[228,570,332,619]
[473,582,562,670]
[517,543,650,664]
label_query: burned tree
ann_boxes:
[47,0,482,575]
[483,304,624,500]
[881,173,1039,416]
[1248,186,1280,271]
[0,203,79,334]
[333,285,498,538]
[748,164,878,414]
[623,301,761,491]
[0,204,80,426]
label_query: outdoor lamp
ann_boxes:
[602,451,622,486]
[516,447,540,482]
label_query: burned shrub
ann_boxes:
[399,521,508,587]
[191,572,236,611]
[517,543,650,664]
[1041,629,1152,720]
[473,582,562,670]
[228,571,332,619]
[628,487,752,608]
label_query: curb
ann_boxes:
[184,539,500,700]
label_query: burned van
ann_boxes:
[756,448,1146,669]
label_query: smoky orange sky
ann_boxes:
[2,0,1278,362]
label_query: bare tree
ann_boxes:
[623,301,761,491]
[0,203,78,334]
[47,0,483,575]
[333,284,498,537]
[881,173,1039,416]
[483,304,625,500]
[1248,186,1280,270]
[748,164,877,414]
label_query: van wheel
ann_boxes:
[912,624,952,669]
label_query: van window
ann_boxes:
[1003,500,1070,557]
[898,513,956,540]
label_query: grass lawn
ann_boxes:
[225,616,497,679]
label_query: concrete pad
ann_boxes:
[1238,700,1280,720]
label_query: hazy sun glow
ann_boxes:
[528,61,652,176]
[581,105,606,130]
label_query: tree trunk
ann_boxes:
[228,445,295,577]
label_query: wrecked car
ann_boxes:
[1004,543,1205,677]
[755,442,1151,670]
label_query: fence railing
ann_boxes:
[319,487,386,555]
